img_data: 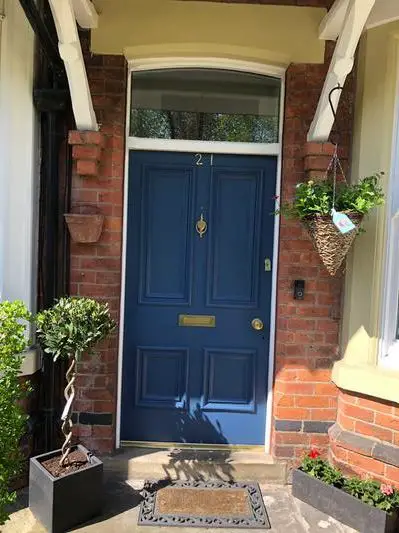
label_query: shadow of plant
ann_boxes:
[161,403,235,482]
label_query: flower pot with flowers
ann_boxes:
[277,168,384,276]
[292,449,399,533]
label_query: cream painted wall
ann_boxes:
[334,22,399,401]
[0,0,39,311]
[0,0,40,376]
[91,0,326,66]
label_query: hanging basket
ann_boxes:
[304,212,363,276]
[64,213,104,244]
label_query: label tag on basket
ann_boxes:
[331,209,356,234]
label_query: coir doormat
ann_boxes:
[138,480,271,529]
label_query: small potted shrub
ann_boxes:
[293,449,399,533]
[277,173,384,275]
[0,301,31,526]
[29,297,115,533]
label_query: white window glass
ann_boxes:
[396,296,399,340]
[380,182,399,368]
[130,69,281,143]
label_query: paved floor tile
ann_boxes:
[2,477,358,533]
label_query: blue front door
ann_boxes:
[121,151,277,445]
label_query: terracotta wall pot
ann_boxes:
[64,213,104,243]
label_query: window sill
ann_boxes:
[332,360,399,404]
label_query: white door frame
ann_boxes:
[116,57,286,453]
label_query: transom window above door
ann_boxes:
[130,69,281,144]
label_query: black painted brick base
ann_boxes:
[275,420,335,434]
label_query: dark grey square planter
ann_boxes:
[29,444,103,533]
[292,469,399,533]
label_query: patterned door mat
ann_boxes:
[138,480,271,529]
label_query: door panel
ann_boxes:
[122,151,277,445]
[135,347,188,409]
[202,348,256,412]
[139,164,195,304]
[207,168,263,307]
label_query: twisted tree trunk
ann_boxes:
[60,355,76,467]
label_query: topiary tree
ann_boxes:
[0,301,31,525]
[36,297,115,467]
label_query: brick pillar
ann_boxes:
[272,48,355,468]
[66,46,127,454]
[67,125,123,453]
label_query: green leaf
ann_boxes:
[0,300,30,525]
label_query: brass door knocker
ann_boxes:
[196,213,208,238]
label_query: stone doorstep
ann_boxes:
[102,447,287,484]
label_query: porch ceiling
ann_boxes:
[309,0,399,142]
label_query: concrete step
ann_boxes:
[103,447,287,484]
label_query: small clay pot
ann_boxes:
[64,213,104,243]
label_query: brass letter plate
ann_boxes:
[178,314,216,328]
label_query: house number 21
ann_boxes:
[195,154,214,166]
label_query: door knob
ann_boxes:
[251,318,264,331]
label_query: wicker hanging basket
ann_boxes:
[304,212,363,276]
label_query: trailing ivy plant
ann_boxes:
[277,173,384,221]
[301,449,399,514]
[0,301,31,525]
[36,297,115,467]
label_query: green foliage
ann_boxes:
[130,109,279,144]
[343,478,399,514]
[0,301,31,525]
[36,297,116,362]
[301,453,344,488]
[300,450,399,514]
[336,174,385,214]
[278,173,384,221]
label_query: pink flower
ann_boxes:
[308,448,321,459]
[381,484,394,496]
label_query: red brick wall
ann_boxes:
[272,44,354,464]
[69,41,127,453]
[330,391,399,487]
